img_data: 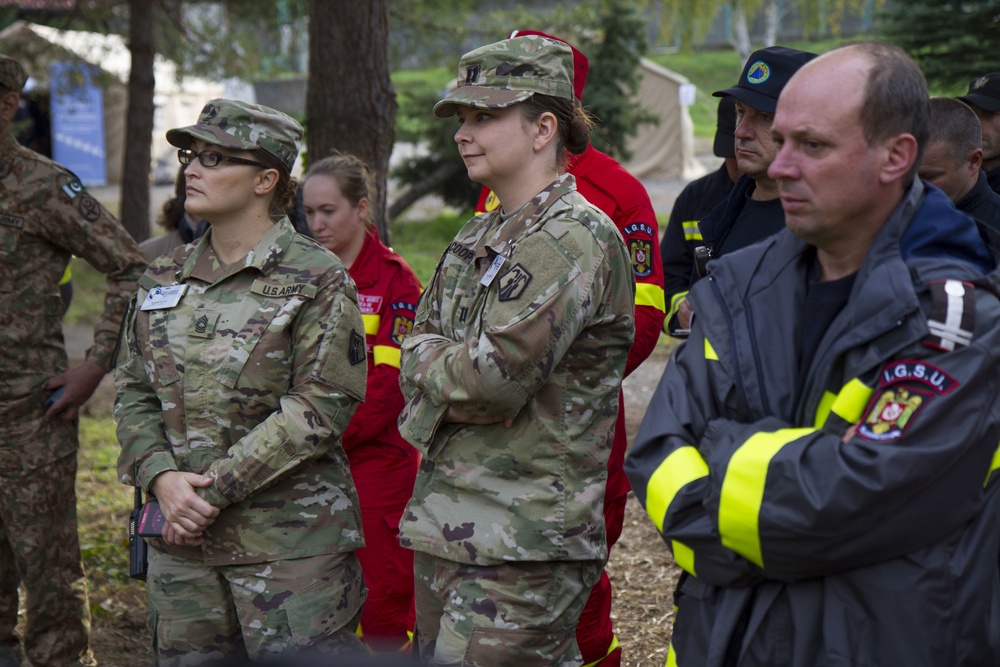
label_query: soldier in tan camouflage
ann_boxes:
[114,99,369,663]
[0,54,146,667]
[397,36,635,666]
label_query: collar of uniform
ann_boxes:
[178,216,296,283]
[346,229,381,287]
[481,172,577,254]
[956,169,991,212]
[0,132,19,178]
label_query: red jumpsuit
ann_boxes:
[343,230,423,651]
[476,146,666,665]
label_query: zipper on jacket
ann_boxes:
[708,276,750,411]
[741,294,772,416]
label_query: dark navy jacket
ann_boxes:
[626,179,1000,667]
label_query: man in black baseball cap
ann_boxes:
[693,46,816,276]
[957,73,1000,194]
[660,97,739,336]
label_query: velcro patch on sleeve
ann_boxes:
[857,360,957,441]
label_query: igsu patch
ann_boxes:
[623,222,656,278]
[857,360,957,442]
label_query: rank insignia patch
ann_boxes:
[630,238,653,278]
[497,263,532,302]
[349,329,366,366]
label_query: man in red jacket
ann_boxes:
[475,30,666,666]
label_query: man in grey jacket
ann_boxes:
[626,42,1000,667]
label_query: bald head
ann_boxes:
[768,43,925,277]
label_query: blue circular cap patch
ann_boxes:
[746,60,770,85]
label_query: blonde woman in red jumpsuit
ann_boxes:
[303,153,423,652]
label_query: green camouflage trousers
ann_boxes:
[0,416,94,667]
[413,552,601,666]
[147,548,367,665]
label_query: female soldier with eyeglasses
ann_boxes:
[113,99,369,663]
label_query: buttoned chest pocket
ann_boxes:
[209,293,312,408]
[0,227,18,256]
[440,257,489,342]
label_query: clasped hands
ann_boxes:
[149,471,220,547]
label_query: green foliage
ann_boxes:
[391,210,470,285]
[157,0,310,82]
[580,0,660,159]
[880,0,1000,92]
[643,0,725,51]
[64,257,112,326]
[392,81,482,213]
[388,0,477,69]
[78,416,132,586]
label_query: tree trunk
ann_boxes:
[307,0,397,242]
[763,0,780,46]
[120,0,155,244]
[730,1,752,64]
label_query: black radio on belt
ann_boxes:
[128,487,149,581]
[694,245,713,277]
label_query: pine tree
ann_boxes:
[880,0,1000,92]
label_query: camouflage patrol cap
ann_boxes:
[166,98,302,172]
[433,35,575,118]
[0,54,26,93]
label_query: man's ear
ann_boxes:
[879,133,918,185]
[968,147,984,174]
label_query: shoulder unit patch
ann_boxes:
[856,359,957,442]
[497,263,532,302]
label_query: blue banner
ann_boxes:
[50,61,106,186]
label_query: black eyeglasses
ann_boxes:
[177,148,267,169]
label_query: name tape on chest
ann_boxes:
[0,214,23,229]
[250,280,317,299]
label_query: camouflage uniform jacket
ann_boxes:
[115,218,368,565]
[397,174,635,566]
[0,132,145,456]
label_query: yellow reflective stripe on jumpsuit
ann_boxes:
[362,313,380,336]
[636,282,666,312]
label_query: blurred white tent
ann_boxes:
[623,58,705,181]
[0,20,239,184]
